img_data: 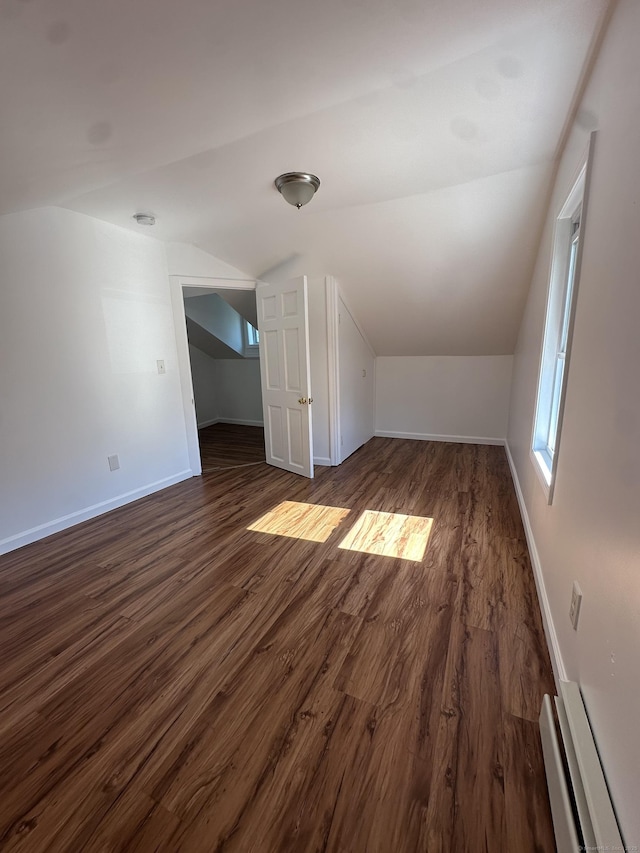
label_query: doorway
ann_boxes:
[171,274,364,479]
[170,275,265,475]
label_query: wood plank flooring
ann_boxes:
[198,423,265,471]
[0,438,556,852]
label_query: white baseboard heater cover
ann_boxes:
[539,680,624,853]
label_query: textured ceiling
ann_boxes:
[0,0,609,354]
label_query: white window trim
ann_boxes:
[530,132,595,503]
[243,320,260,358]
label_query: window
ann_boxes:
[532,146,592,502]
[246,323,259,346]
[244,321,260,356]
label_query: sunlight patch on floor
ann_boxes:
[247,500,351,543]
[338,510,433,562]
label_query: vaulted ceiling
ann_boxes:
[0,0,609,354]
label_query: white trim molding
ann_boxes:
[375,430,505,446]
[198,418,265,430]
[0,470,193,556]
[325,276,341,466]
[170,274,256,289]
[216,418,264,428]
[505,441,567,688]
[197,418,220,429]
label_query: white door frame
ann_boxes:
[169,274,257,475]
[325,276,376,466]
[325,276,341,466]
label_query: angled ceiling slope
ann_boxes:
[0,0,611,355]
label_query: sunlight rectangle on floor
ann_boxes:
[247,500,351,543]
[338,509,433,562]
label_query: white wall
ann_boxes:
[507,1,640,843]
[376,356,513,443]
[189,345,220,427]
[166,242,253,281]
[339,296,375,461]
[215,359,263,426]
[0,207,191,554]
[185,293,245,356]
[190,346,263,429]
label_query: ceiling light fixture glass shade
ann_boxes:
[274,172,320,209]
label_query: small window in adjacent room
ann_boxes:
[531,140,593,502]
[246,323,259,346]
[244,321,260,356]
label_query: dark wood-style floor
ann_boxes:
[0,437,556,852]
[198,423,265,472]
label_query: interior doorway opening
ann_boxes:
[171,273,374,481]
[170,275,266,476]
[183,283,264,473]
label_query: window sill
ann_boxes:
[531,448,552,501]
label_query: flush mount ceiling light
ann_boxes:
[274,172,320,209]
[133,213,156,226]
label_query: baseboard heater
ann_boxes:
[539,680,624,852]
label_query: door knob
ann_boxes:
[309,397,313,403]
[298,397,307,405]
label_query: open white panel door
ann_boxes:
[257,276,314,478]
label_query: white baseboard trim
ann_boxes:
[197,418,219,429]
[314,456,332,467]
[375,430,505,446]
[217,418,264,427]
[0,470,193,556]
[198,418,265,429]
[504,441,567,689]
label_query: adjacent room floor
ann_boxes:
[198,422,265,472]
[0,438,556,851]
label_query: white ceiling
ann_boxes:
[0,0,609,354]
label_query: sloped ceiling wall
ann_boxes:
[0,0,611,354]
[183,288,258,328]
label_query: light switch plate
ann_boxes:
[570,581,582,630]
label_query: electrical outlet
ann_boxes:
[157,359,166,375]
[570,581,582,630]
[108,454,120,472]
